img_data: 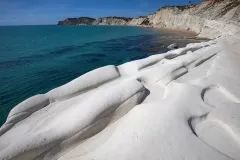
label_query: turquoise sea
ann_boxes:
[0,25,195,126]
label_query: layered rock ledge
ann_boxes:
[1,33,240,159]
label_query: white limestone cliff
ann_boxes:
[92,17,132,25]
[58,0,240,39]
[127,0,240,39]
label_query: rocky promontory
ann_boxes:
[58,17,96,25]
[57,17,133,26]
[58,0,240,39]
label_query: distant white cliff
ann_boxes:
[128,0,240,39]
[58,0,240,39]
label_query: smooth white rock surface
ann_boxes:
[1,34,240,160]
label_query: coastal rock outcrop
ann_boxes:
[167,43,179,50]
[57,17,96,25]
[57,17,132,26]
[58,0,240,39]
[1,33,240,160]
[93,17,133,25]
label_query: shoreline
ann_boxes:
[156,27,198,37]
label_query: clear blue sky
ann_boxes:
[0,0,203,25]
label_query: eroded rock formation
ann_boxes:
[1,34,240,160]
